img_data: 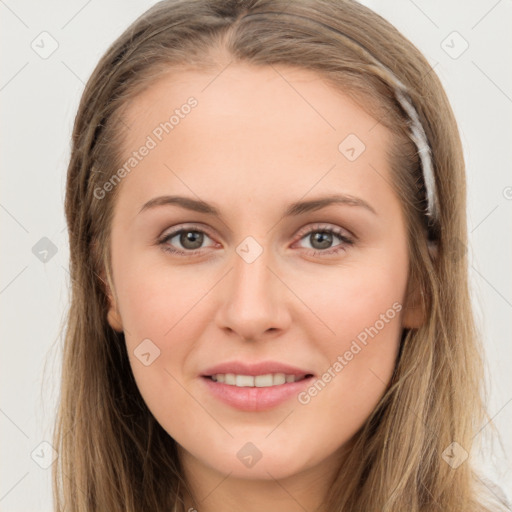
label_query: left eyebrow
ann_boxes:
[138,193,377,217]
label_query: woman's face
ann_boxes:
[105,63,421,483]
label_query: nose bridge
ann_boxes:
[215,236,289,339]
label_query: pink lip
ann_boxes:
[200,360,315,378]
[200,360,316,412]
[201,375,315,411]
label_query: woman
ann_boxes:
[54,0,508,510]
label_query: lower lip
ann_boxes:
[201,376,315,411]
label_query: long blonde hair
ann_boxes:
[54,0,503,510]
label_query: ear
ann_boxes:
[402,242,437,329]
[106,289,124,333]
[104,270,123,332]
[93,239,124,333]
[401,277,425,329]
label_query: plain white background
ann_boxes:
[1,1,511,510]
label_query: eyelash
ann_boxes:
[157,223,354,258]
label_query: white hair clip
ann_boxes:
[384,72,438,223]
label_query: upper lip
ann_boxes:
[201,360,315,377]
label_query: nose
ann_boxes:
[214,240,292,342]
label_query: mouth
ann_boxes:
[199,360,316,411]
[200,371,316,411]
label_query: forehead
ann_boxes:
[121,63,387,140]
[113,63,395,218]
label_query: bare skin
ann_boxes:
[105,62,423,512]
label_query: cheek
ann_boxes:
[117,263,208,342]
[297,249,406,425]
[114,266,206,405]
[299,246,407,348]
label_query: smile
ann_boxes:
[201,374,315,411]
[208,373,311,387]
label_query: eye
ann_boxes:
[293,223,354,256]
[157,225,218,256]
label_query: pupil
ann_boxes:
[312,232,332,250]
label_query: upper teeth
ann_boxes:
[211,373,302,387]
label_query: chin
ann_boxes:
[181,434,324,482]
